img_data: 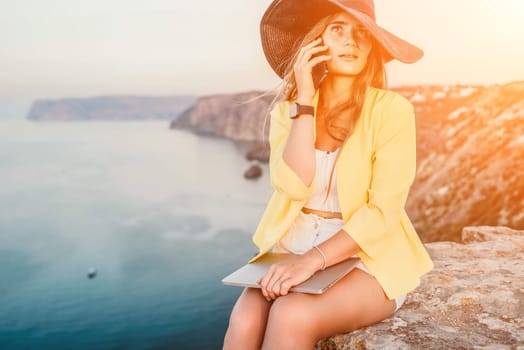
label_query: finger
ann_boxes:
[270,270,292,297]
[256,277,270,301]
[271,278,284,297]
[307,55,332,68]
[265,282,276,300]
[276,277,293,296]
[308,44,329,57]
[258,268,274,300]
[269,266,291,299]
[267,272,283,299]
[279,278,293,296]
[301,43,328,57]
[302,37,323,50]
[262,264,282,300]
[296,40,326,62]
[297,45,329,65]
[269,290,278,300]
[259,264,276,289]
[258,276,267,299]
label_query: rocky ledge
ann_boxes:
[316,226,524,350]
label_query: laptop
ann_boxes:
[222,253,360,294]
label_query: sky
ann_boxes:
[1,0,523,119]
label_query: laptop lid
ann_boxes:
[222,253,360,294]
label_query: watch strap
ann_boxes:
[290,103,315,119]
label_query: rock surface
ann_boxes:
[315,226,524,350]
[245,143,270,162]
[402,82,524,242]
[243,164,263,179]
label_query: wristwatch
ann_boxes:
[289,103,315,119]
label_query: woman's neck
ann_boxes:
[318,75,355,109]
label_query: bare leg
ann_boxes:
[261,268,396,349]
[223,288,272,350]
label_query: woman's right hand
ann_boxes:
[293,38,331,103]
[257,253,321,301]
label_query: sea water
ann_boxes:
[0,120,272,349]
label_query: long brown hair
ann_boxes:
[274,11,387,143]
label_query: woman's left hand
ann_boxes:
[257,253,321,301]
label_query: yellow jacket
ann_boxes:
[249,87,434,299]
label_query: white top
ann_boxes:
[303,148,341,212]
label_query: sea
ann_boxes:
[0,120,273,350]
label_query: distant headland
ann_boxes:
[27,95,196,121]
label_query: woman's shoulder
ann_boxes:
[367,87,412,109]
[365,87,415,125]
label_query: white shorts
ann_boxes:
[273,211,406,312]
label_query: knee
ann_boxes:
[267,295,317,335]
[224,289,269,349]
[226,305,261,340]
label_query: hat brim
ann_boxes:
[260,0,424,78]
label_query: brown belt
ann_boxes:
[301,207,343,219]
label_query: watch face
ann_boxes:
[289,103,298,118]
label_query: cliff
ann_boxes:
[27,95,196,121]
[172,81,524,242]
[170,90,275,145]
[316,225,524,349]
[400,82,524,242]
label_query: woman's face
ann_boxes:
[321,12,373,77]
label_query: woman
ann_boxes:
[224,0,433,348]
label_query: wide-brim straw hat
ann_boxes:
[260,0,424,78]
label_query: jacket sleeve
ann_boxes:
[342,95,417,259]
[268,102,315,201]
